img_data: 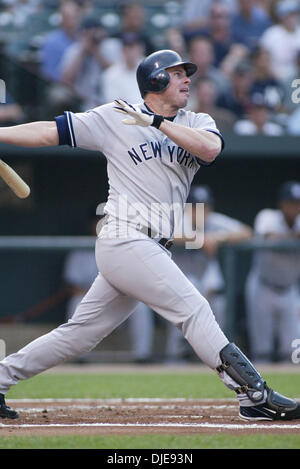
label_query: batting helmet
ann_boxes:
[187,185,214,205]
[136,49,197,98]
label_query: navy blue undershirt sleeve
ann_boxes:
[55,111,77,147]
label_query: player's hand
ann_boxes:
[113,99,164,129]
[202,236,220,257]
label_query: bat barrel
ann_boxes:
[0,159,30,198]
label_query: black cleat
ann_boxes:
[0,393,19,419]
[239,388,300,421]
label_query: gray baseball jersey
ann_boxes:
[55,102,223,238]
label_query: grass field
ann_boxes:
[1,367,300,450]
[1,434,300,449]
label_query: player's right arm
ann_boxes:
[254,209,300,239]
[0,121,59,147]
[0,106,107,151]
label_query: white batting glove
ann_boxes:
[113,99,164,129]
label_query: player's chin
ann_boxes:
[177,93,189,108]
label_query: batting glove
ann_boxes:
[113,99,164,129]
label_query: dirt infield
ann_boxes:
[1,398,300,437]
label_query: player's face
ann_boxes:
[163,65,191,109]
[280,200,300,224]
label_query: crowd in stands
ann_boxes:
[1,0,300,134]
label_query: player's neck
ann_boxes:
[144,97,178,118]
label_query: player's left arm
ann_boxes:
[158,120,222,162]
[113,99,223,162]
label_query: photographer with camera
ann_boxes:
[61,17,120,110]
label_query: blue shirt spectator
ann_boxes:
[41,29,76,82]
[232,0,272,51]
[40,0,82,82]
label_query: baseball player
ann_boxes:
[245,181,300,362]
[0,50,299,422]
[166,184,253,360]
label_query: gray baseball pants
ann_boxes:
[245,270,299,361]
[0,228,229,394]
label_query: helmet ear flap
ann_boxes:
[149,69,170,93]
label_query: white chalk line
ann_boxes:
[12,404,237,413]
[3,399,299,431]
[1,422,300,430]
[8,398,236,403]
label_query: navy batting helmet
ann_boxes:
[187,185,214,205]
[136,49,197,98]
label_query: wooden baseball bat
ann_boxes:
[0,159,30,198]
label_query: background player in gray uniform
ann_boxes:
[245,181,300,362]
[174,185,253,328]
[167,184,253,360]
[0,50,299,422]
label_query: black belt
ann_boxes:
[141,226,173,251]
[158,238,173,250]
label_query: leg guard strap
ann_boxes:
[217,343,266,403]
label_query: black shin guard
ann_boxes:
[217,343,266,402]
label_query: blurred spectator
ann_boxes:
[181,0,238,34]
[187,35,230,110]
[217,61,254,118]
[164,27,189,59]
[40,0,82,82]
[260,0,300,81]
[61,17,117,110]
[194,77,236,132]
[198,1,235,67]
[245,181,300,362]
[102,33,145,104]
[116,3,155,56]
[232,0,272,51]
[250,46,286,111]
[234,92,284,135]
[220,43,250,79]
